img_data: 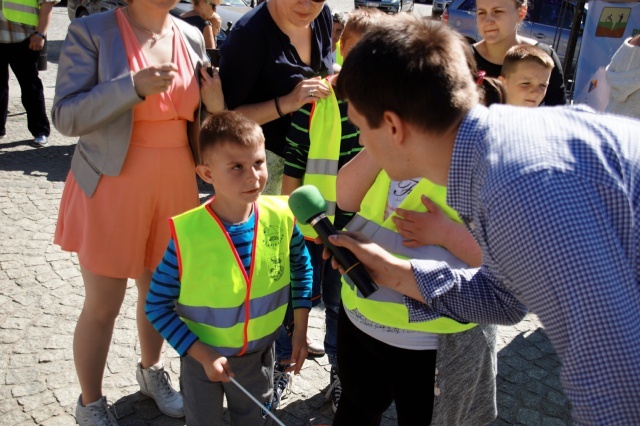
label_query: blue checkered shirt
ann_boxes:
[406,104,640,424]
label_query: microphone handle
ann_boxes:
[311,214,379,298]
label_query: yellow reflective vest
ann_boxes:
[298,79,341,239]
[171,196,294,356]
[335,41,344,67]
[342,171,477,334]
[2,0,39,27]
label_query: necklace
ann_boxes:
[124,8,172,46]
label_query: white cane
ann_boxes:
[229,376,287,426]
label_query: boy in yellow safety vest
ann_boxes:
[146,111,313,425]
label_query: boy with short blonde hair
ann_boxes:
[146,111,313,425]
[499,44,555,107]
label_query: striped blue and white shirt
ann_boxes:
[407,104,640,424]
[146,209,313,357]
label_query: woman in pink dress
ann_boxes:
[52,0,224,423]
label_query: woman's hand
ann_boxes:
[133,63,178,98]
[280,77,331,114]
[200,65,225,113]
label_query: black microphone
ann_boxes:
[288,185,378,298]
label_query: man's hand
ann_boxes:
[319,231,426,302]
[29,33,45,51]
[629,33,640,47]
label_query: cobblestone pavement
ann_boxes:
[0,5,571,425]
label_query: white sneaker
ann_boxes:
[33,135,48,146]
[136,362,184,418]
[75,395,118,426]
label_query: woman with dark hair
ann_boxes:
[219,0,333,195]
[472,0,567,105]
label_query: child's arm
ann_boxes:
[147,239,236,382]
[282,105,313,196]
[146,239,200,356]
[285,224,313,375]
[393,195,482,267]
[336,149,382,212]
[187,341,234,383]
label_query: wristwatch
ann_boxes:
[32,31,46,39]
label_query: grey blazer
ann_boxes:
[52,10,207,198]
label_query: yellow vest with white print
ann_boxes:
[298,79,341,239]
[3,0,39,26]
[172,196,294,356]
[342,172,477,334]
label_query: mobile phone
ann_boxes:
[207,66,214,77]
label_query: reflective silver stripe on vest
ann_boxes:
[344,214,467,303]
[325,200,337,216]
[3,2,38,14]
[346,214,467,267]
[176,285,290,329]
[204,329,279,357]
[305,158,339,176]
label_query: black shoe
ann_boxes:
[325,366,341,413]
[272,363,291,410]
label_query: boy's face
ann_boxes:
[347,103,409,181]
[332,22,345,48]
[499,62,551,107]
[197,141,268,206]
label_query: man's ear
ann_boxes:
[196,164,214,184]
[382,111,406,146]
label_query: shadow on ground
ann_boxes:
[491,328,571,425]
[0,142,73,182]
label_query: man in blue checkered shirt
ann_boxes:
[331,17,640,425]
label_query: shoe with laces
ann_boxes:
[272,363,292,410]
[324,366,342,413]
[136,362,184,418]
[75,395,118,426]
[33,135,48,146]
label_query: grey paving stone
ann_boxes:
[0,6,573,425]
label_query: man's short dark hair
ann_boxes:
[198,111,264,161]
[336,17,478,135]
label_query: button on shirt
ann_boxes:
[406,104,640,424]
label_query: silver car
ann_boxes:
[67,0,251,47]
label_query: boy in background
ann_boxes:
[146,111,313,425]
[499,44,554,107]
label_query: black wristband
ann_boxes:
[274,96,285,118]
[33,31,46,39]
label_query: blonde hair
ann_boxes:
[340,8,387,46]
[501,44,555,78]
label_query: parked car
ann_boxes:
[353,0,415,14]
[67,0,251,47]
[442,0,583,68]
[432,0,451,15]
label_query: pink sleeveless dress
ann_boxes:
[54,9,200,279]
